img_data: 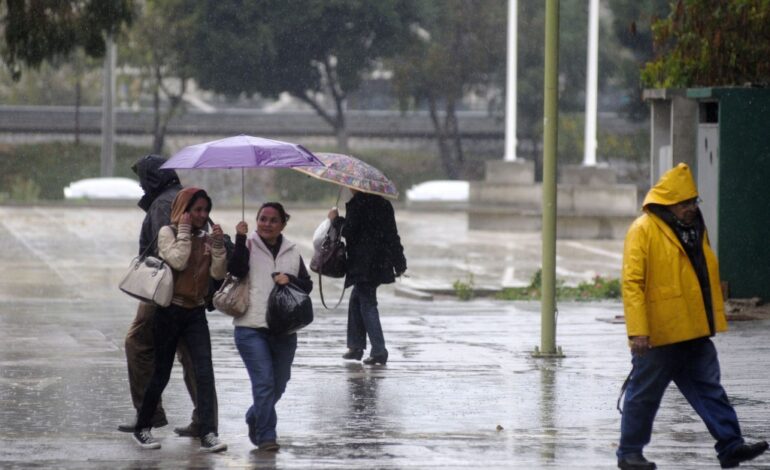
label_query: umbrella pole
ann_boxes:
[335,187,343,207]
[241,168,245,221]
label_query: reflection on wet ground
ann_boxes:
[1,206,768,468]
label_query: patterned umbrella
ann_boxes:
[292,152,398,199]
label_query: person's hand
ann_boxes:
[210,223,224,241]
[630,336,650,356]
[328,207,339,220]
[180,212,191,226]
[273,273,290,285]
[236,221,248,235]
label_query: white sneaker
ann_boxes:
[133,428,161,449]
[199,432,227,453]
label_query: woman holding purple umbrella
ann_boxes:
[227,202,313,451]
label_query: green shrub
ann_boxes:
[8,176,41,201]
[496,269,620,301]
[452,274,475,301]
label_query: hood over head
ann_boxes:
[132,154,181,211]
[642,162,699,209]
[170,187,212,226]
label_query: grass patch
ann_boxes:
[496,269,621,301]
[0,142,147,201]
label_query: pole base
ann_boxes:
[531,345,566,358]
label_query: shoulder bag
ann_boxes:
[118,229,174,307]
[212,273,250,318]
[309,217,347,309]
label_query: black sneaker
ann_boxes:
[132,428,161,449]
[720,441,769,468]
[199,432,227,453]
[618,453,656,469]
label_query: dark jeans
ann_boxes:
[618,337,743,460]
[234,327,297,444]
[347,283,387,356]
[136,305,218,437]
[124,302,217,428]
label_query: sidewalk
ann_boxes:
[1,206,768,468]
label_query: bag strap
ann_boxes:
[138,230,162,260]
[616,364,634,414]
[318,272,346,309]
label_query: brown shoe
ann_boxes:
[117,413,168,433]
[258,440,280,451]
[174,422,200,437]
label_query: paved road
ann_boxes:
[0,206,768,469]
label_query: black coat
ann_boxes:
[132,155,182,255]
[340,192,407,288]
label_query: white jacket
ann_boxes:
[233,233,301,329]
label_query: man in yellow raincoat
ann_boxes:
[617,163,767,469]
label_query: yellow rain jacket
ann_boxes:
[622,163,727,347]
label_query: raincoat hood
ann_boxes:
[169,187,212,226]
[132,154,181,212]
[642,163,698,209]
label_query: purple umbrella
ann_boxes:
[161,135,324,218]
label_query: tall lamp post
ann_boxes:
[534,0,564,358]
[583,0,599,167]
[100,35,116,177]
[503,0,518,162]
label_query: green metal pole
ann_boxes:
[535,0,563,358]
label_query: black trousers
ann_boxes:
[136,305,218,437]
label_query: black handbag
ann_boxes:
[266,281,314,335]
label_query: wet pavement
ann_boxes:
[1,205,769,469]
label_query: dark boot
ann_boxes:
[719,441,769,468]
[342,348,363,360]
[618,453,656,469]
[363,350,388,365]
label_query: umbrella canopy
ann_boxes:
[160,134,323,170]
[160,135,324,219]
[292,152,398,199]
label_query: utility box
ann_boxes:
[645,87,770,299]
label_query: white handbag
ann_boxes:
[119,236,174,307]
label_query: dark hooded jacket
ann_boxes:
[132,154,182,256]
[339,192,407,288]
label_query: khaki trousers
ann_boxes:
[124,302,218,427]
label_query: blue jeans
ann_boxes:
[618,337,743,460]
[234,327,296,444]
[136,305,218,437]
[347,283,387,356]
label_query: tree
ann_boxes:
[185,0,418,152]
[606,0,670,118]
[391,0,507,179]
[120,0,192,154]
[1,0,135,80]
[642,0,770,88]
